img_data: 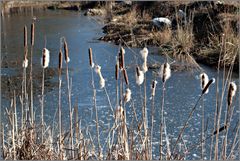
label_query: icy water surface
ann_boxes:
[1,10,239,159]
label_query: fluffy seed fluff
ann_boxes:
[22,59,28,68]
[200,73,209,93]
[95,65,105,89]
[160,63,171,83]
[124,88,132,103]
[227,82,237,106]
[136,67,144,85]
[142,61,148,73]
[151,80,158,97]
[41,48,50,68]
[140,47,148,61]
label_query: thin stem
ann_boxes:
[172,93,203,155]
[65,62,74,157]
[150,92,155,160]
[41,67,45,143]
[58,74,62,159]
[201,96,205,159]
[160,82,165,160]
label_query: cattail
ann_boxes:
[22,58,28,68]
[227,82,237,106]
[24,25,27,47]
[64,40,70,63]
[41,48,50,68]
[140,47,148,61]
[115,62,119,80]
[142,61,148,73]
[123,88,131,103]
[136,66,144,85]
[22,56,28,68]
[160,63,171,83]
[31,23,35,46]
[151,80,158,97]
[59,49,63,71]
[202,78,215,94]
[123,68,129,85]
[88,48,94,68]
[95,65,105,89]
[200,73,209,93]
[119,47,125,69]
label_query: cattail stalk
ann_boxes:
[221,82,237,159]
[199,73,209,159]
[150,80,157,160]
[30,22,34,124]
[58,49,63,159]
[41,63,45,143]
[12,91,16,160]
[89,49,101,157]
[64,39,74,157]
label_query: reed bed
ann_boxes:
[1,21,239,161]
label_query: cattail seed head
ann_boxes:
[136,66,144,85]
[119,47,125,69]
[22,58,28,68]
[58,49,63,72]
[142,61,148,73]
[41,48,50,68]
[24,25,27,47]
[140,47,148,61]
[200,73,209,93]
[95,65,105,89]
[151,80,158,97]
[227,82,237,106]
[99,76,105,89]
[160,63,171,83]
[124,88,131,103]
[88,48,94,68]
[123,68,129,85]
[64,40,70,63]
[31,23,35,46]
[202,78,215,95]
[115,62,119,80]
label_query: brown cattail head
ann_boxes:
[202,78,215,95]
[136,66,140,76]
[119,47,125,69]
[160,63,171,83]
[200,73,209,93]
[88,48,94,68]
[123,68,129,85]
[31,23,35,46]
[64,40,70,63]
[115,63,119,80]
[227,82,237,106]
[24,25,27,47]
[59,49,63,71]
